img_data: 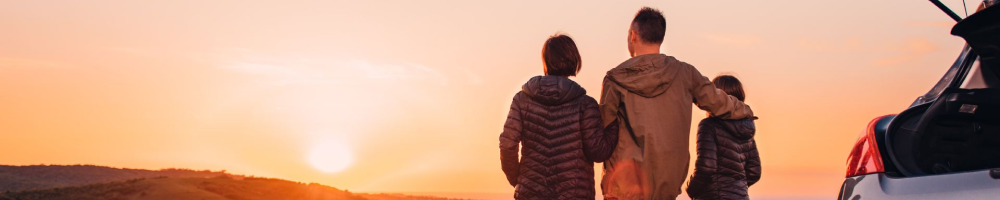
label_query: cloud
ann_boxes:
[219,52,450,86]
[872,38,937,67]
[793,37,940,68]
[795,38,864,52]
[700,33,763,48]
[223,62,314,78]
[0,57,76,69]
[342,59,448,85]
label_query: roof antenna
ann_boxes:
[930,0,964,22]
[963,0,969,16]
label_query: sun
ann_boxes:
[307,139,354,173]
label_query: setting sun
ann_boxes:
[307,139,354,174]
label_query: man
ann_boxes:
[600,7,755,200]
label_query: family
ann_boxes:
[499,7,761,200]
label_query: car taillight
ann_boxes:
[845,115,893,178]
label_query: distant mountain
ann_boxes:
[0,165,465,200]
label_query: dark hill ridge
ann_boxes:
[0,176,460,200]
[0,165,228,192]
[0,165,467,200]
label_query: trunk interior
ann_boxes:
[888,89,1000,176]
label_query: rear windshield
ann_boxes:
[914,47,973,106]
[961,59,986,89]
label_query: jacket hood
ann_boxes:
[719,118,756,140]
[521,76,586,105]
[606,54,682,98]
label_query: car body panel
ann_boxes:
[839,170,1000,200]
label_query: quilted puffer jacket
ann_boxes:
[500,75,620,200]
[686,118,761,200]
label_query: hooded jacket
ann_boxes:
[599,54,754,200]
[686,118,761,200]
[500,76,620,200]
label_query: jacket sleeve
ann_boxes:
[582,98,620,162]
[686,120,719,196]
[499,95,524,187]
[687,65,754,119]
[745,139,762,187]
[599,76,623,131]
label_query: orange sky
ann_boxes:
[0,0,981,199]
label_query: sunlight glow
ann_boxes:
[307,139,354,173]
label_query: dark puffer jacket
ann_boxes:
[686,118,761,200]
[500,76,620,200]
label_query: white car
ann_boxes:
[839,1,1000,199]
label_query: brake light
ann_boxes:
[845,115,893,177]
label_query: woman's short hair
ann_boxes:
[712,75,745,101]
[542,34,582,76]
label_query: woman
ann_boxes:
[499,34,620,200]
[686,75,762,200]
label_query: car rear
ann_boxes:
[839,2,1000,199]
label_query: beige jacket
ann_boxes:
[599,54,754,200]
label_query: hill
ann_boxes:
[0,165,466,200]
[0,165,228,192]
[0,176,460,200]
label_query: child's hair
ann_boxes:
[712,75,745,101]
[542,34,582,76]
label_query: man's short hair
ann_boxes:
[632,7,666,44]
[542,34,582,76]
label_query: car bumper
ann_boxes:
[839,169,1000,200]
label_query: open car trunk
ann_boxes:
[884,5,1000,177]
[888,88,1000,176]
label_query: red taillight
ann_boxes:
[845,115,894,178]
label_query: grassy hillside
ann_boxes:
[0,165,466,200]
[359,193,475,200]
[0,165,227,192]
[0,176,462,200]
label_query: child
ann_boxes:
[499,34,620,200]
[686,75,761,200]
